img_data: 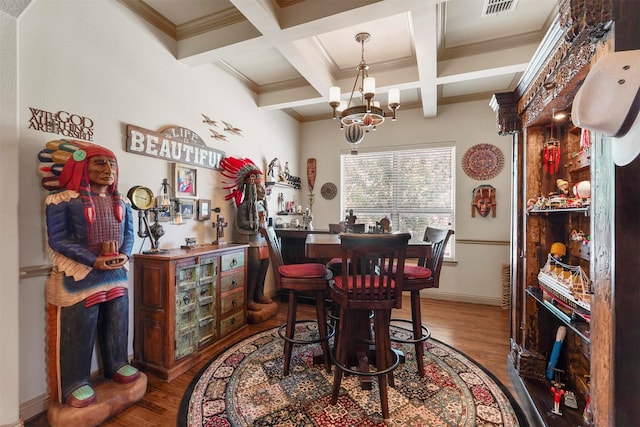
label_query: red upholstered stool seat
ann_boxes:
[397,265,432,281]
[280,263,329,278]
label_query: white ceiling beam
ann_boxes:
[178,1,423,67]
[410,2,438,117]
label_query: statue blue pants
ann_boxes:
[59,291,129,403]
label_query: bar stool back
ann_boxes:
[329,232,410,420]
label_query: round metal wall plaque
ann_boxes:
[320,182,337,200]
[462,143,504,180]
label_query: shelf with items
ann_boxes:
[528,206,589,216]
[266,181,297,189]
[527,287,590,341]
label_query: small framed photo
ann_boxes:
[156,208,171,222]
[197,199,211,221]
[173,163,197,198]
[180,199,195,219]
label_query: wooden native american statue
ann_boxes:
[38,140,146,424]
[220,157,278,323]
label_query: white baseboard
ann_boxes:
[20,393,47,423]
[0,420,25,427]
[419,289,503,307]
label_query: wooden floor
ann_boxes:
[25,296,533,426]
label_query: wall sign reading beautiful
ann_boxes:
[126,124,225,170]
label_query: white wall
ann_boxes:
[8,0,513,421]
[0,8,22,427]
[14,0,300,420]
[300,103,512,304]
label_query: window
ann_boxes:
[341,144,455,258]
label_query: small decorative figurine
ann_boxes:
[214,214,228,245]
[302,208,313,230]
[551,384,565,415]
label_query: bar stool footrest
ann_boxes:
[389,318,431,344]
[278,319,335,345]
[330,348,401,377]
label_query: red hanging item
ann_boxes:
[543,142,560,175]
[543,121,560,175]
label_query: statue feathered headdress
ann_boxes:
[219,157,263,206]
[37,139,124,224]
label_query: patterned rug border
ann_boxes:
[177,326,528,426]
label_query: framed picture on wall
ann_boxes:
[180,199,195,219]
[173,163,197,198]
[197,199,211,221]
[156,207,171,222]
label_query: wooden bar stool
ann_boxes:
[391,227,454,376]
[261,226,334,376]
[329,232,410,420]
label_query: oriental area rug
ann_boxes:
[178,325,527,426]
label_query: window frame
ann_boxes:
[339,143,456,259]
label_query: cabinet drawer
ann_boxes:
[175,326,196,360]
[221,270,244,293]
[198,280,215,301]
[177,307,196,330]
[176,264,197,287]
[198,316,217,346]
[221,251,245,272]
[220,311,245,336]
[198,299,215,318]
[220,288,244,315]
[198,256,216,281]
[176,287,196,314]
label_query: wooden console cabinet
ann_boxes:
[132,244,248,381]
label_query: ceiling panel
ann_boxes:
[120,0,559,122]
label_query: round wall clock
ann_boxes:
[127,185,156,210]
[462,143,504,180]
[320,182,337,200]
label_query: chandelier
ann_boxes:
[329,32,400,154]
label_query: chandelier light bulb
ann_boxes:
[363,77,375,96]
[329,86,341,103]
[388,88,400,106]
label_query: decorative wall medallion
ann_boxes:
[320,182,337,200]
[462,143,504,180]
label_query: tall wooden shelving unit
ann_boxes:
[491,1,640,425]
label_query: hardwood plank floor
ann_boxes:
[25,296,533,426]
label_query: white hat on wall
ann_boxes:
[572,50,640,166]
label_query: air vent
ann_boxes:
[481,0,519,16]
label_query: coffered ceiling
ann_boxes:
[15,0,560,122]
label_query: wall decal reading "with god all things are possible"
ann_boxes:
[28,107,94,141]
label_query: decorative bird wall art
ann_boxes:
[210,129,227,141]
[202,114,218,127]
[222,121,243,137]
[202,114,244,140]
